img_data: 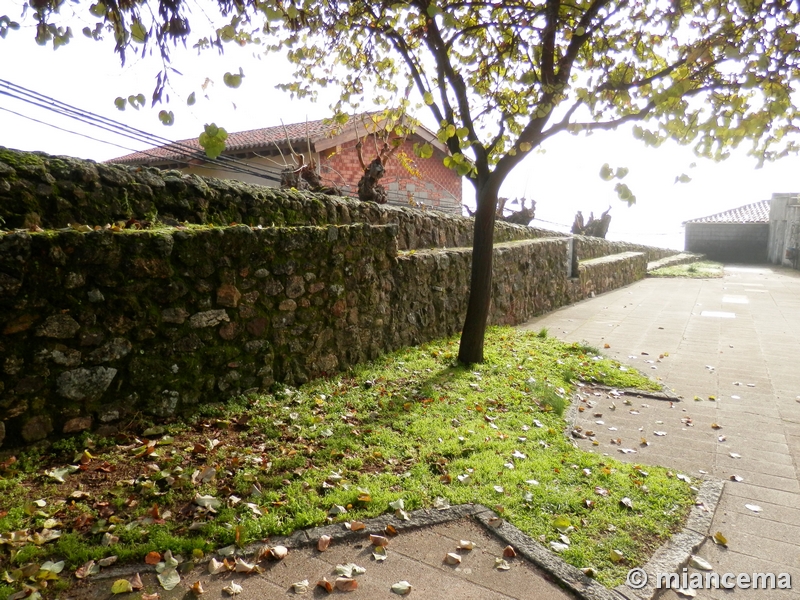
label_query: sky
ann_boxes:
[1,5,798,251]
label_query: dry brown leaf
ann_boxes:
[142,594,160,600]
[130,573,143,591]
[317,535,332,552]
[270,545,288,560]
[189,581,205,595]
[348,521,366,531]
[385,524,398,536]
[370,534,390,547]
[503,545,517,558]
[334,577,358,592]
[145,551,162,565]
[316,578,334,593]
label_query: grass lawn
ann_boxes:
[0,328,694,597]
[649,261,724,278]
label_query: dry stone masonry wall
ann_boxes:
[0,147,679,448]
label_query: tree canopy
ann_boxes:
[9,0,800,362]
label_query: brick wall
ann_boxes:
[319,138,462,213]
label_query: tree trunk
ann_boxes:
[457,185,498,364]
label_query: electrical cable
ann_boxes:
[0,79,286,183]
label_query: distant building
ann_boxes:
[767,193,800,269]
[683,200,770,263]
[109,114,462,214]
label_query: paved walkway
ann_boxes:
[521,265,800,599]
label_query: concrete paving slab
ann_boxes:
[523,264,800,597]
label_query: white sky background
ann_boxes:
[1,4,798,251]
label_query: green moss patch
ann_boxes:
[0,328,692,595]
[649,261,723,278]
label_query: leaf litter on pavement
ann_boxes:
[0,328,695,595]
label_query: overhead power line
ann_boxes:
[0,79,284,184]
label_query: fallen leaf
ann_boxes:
[270,546,288,560]
[729,452,742,459]
[46,465,79,483]
[208,558,227,574]
[372,546,388,561]
[157,569,181,591]
[189,581,204,595]
[609,549,624,563]
[111,579,133,594]
[444,552,461,565]
[347,521,365,531]
[689,555,713,571]
[458,540,474,550]
[391,580,413,595]
[385,524,398,536]
[222,582,242,596]
[142,594,159,600]
[234,558,257,573]
[370,534,390,547]
[129,573,144,591]
[711,531,728,547]
[317,535,332,552]
[676,588,697,598]
[292,580,309,594]
[730,475,743,482]
[316,578,334,593]
[334,564,366,578]
[503,545,516,558]
[620,497,633,509]
[711,423,722,429]
[745,504,762,513]
[550,541,569,553]
[145,551,162,565]
[75,560,99,579]
[494,558,511,570]
[335,577,358,592]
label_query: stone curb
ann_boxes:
[612,477,725,600]
[84,478,723,600]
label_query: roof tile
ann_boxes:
[684,200,770,224]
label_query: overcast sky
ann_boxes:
[1,6,798,250]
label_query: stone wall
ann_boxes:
[573,235,678,264]
[684,222,769,263]
[0,226,584,448]
[578,252,647,297]
[0,147,547,252]
[0,147,682,448]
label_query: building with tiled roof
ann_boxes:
[683,200,771,225]
[683,200,771,262]
[109,113,462,214]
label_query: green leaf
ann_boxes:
[131,20,146,44]
[89,2,106,17]
[158,110,175,126]
[114,97,126,111]
[199,123,228,159]
[414,143,434,159]
[675,173,692,184]
[614,182,637,205]
[423,91,434,105]
[614,167,629,179]
[519,142,532,152]
[223,71,244,88]
[599,163,614,181]
[187,92,196,106]
[111,579,133,594]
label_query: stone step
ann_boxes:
[647,252,704,271]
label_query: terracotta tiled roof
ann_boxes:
[683,200,771,224]
[109,112,384,165]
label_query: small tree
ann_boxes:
[14,0,800,363]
